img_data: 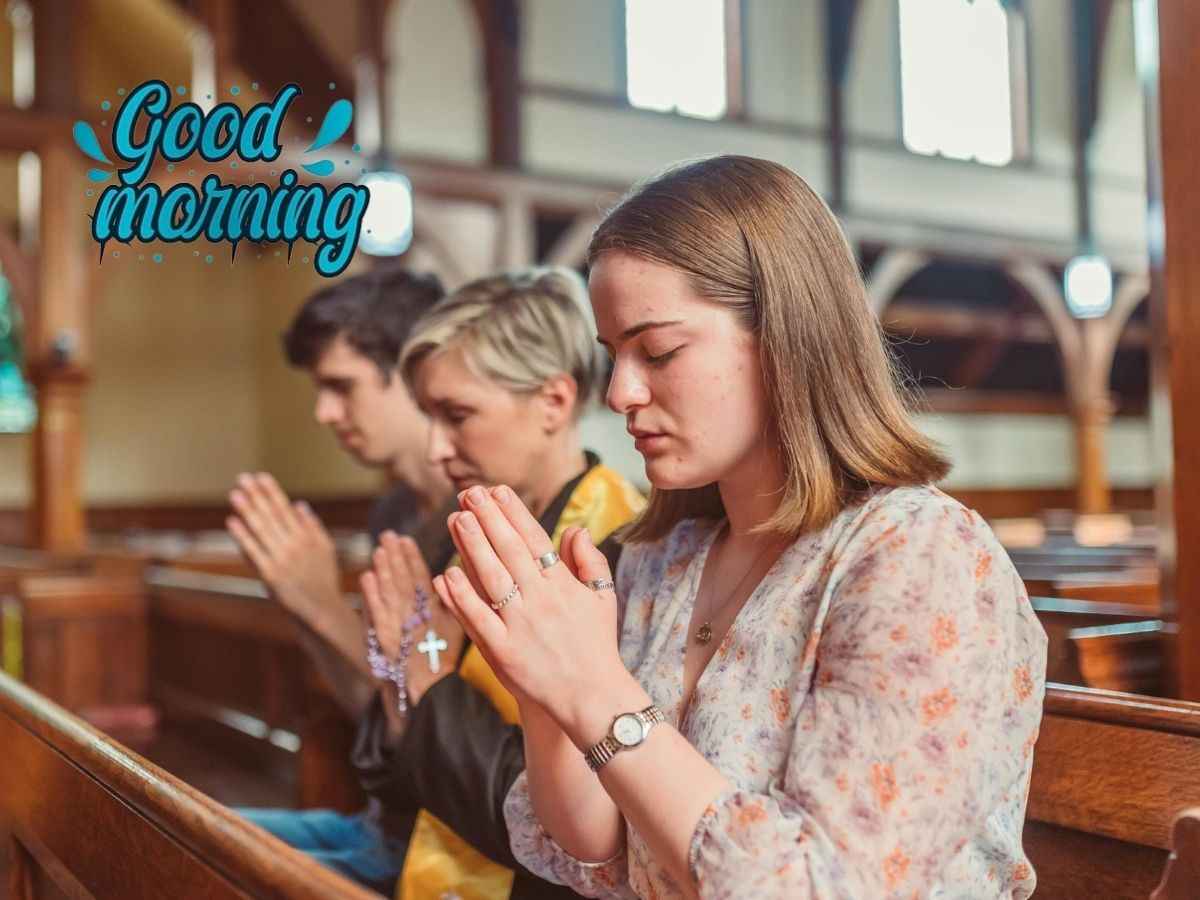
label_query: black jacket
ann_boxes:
[351,458,624,899]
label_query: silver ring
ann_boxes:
[586,578,615,592]
[491,583,520,611]
[537,551,560,571]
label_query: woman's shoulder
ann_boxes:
[830,483,1011,572]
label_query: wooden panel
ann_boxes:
[1024,820,1165,900]
[947,487,1153,520]
[1030,690,1200,849]
[1070,621,1165,694]
[1051,575,1160,609]
[0,671,375,900]
[18,575,147,712]
[1,714,252,899]
[1031,597,1152,685]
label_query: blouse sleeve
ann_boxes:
[687,498,1047,899]
[503,771,639,899]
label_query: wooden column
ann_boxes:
[29,140,89,552]
[28,1,89,552]
[470,0,522,169]
[1150,0,1200,698]
[1072,401,1113,514]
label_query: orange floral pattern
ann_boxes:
[505,486,1046,899]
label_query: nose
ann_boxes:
[605,357,651,415]
[314,391,342,426]
[426,418,456,466]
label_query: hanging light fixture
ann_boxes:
[356,166,414,257]
[1063,252,1113,319]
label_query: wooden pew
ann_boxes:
[146,566,365,813]
[1153,808,1200,898]
[1050,571,1160,610]
[1031,597,1154,685]
[15,573,148,714]
[1069,620,1168,694]
[1026,685,1200,899]
[0,670,375,900]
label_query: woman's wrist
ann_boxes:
[555,661,653,754]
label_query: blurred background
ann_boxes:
[0,0,1157,534]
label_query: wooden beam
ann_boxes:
[1151,0,1200,699]
[0,106,71,152]
[882,299,1149,348]
[822,0,860,211]
[919,389,1071,417]
[470,0,522,168]
[724,0,746,119]
[30,0,82,114]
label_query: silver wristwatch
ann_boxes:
[584,704,666,772]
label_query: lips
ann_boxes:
[630,430,670,453]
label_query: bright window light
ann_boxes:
[898,0,1015,166]
[357,171,413,257]
[1064,254,1113,319]
[625,0,727,120]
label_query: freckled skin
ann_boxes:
[588,251,775,491]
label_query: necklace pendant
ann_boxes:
[695,622,713,645]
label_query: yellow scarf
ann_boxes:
[398,463,644,900]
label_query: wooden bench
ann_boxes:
[0,670,375,900]
[1068,620,1168,694]
[1027,685,1200,898]
[146,566,364,812]
[1050,572,1160,610]
[1031,597,1156,685]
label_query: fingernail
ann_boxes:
[238,473,252,487]
[581,529,594,546]
[447,567,465,585]
[447,512,460,528]
[458,512,479,533]
[492,485,511,503]
[467,486,486,506]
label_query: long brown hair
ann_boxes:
[588,155,949,542]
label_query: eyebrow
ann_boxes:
[597,319,685,347]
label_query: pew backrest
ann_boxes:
[0,671,375,900]
[1027,685,1200,899]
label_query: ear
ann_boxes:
[538,373,579,433]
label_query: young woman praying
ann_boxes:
[432,155,1048,900]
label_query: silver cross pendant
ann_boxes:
[417,628,449,674]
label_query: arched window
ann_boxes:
[624,0,729,120]
[898,0,1027,166]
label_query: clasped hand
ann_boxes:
[360,532,465,706]
[431,484,625,737]
[226,472,340,629]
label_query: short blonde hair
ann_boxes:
[400,266,600,417]
[588,155,950,542]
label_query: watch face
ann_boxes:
[612,713,644,747]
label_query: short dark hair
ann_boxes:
[282,266,445,377]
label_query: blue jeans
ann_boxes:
[237,807,405,895]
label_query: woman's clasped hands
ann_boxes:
[433,484,627,741]
[360,532,465,712]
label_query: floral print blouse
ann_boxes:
[504,485,1048,899]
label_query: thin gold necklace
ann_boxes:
[694,527,780,645]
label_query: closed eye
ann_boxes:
[645,346,682,365]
